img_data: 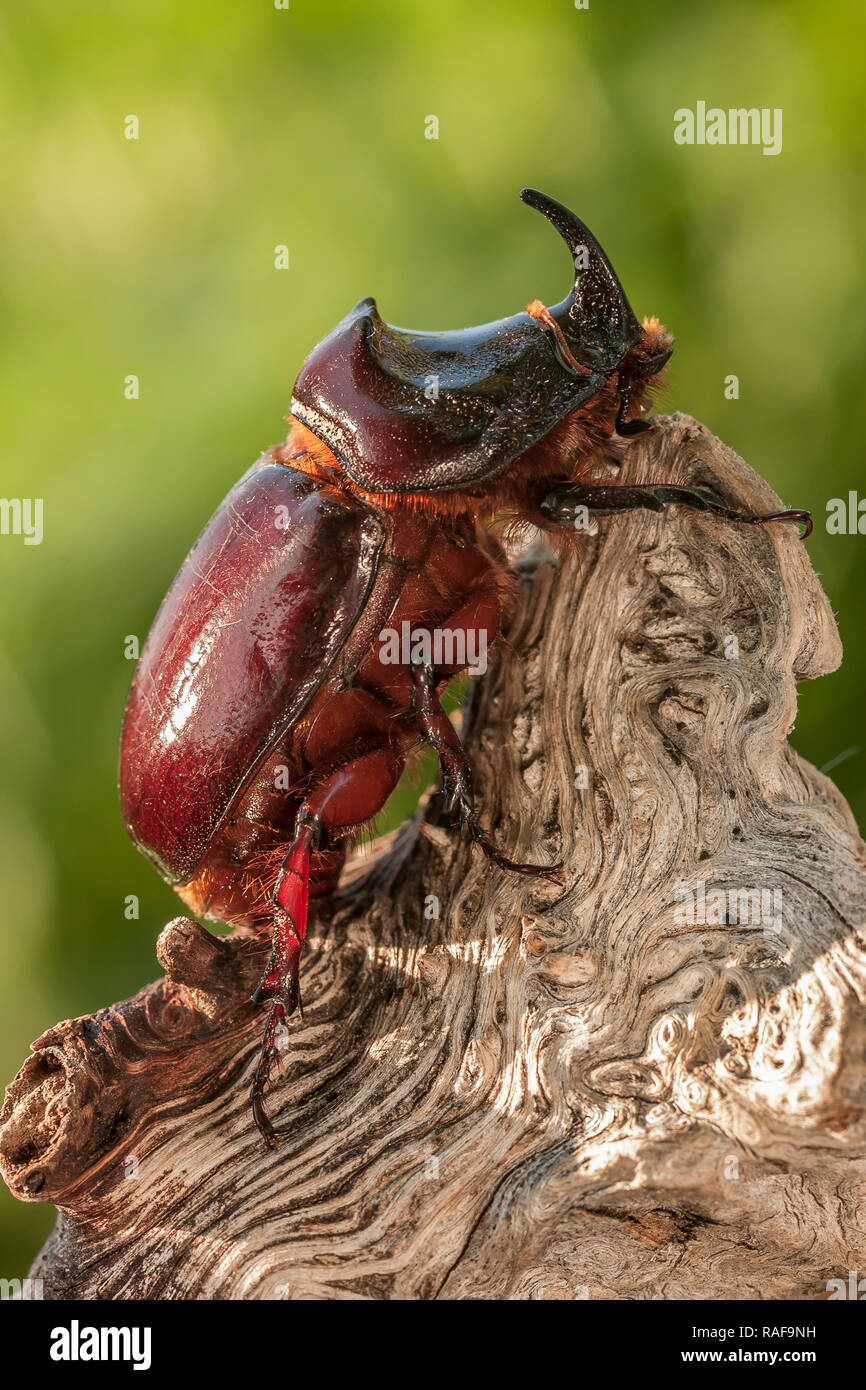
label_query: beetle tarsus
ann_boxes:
[249,820,314,1147]
[250,968,301,1148]
[465,816,565,882]
[251,1001,292,1150]
[409,660,562,882]
[540,481,812,538]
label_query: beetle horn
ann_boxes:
[520,188,643,372]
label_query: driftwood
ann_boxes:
[2,412,866,1301]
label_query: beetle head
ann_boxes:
[290,190,672,495]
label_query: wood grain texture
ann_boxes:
[2,412,865,1301]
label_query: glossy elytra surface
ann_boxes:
[120,461,383,884]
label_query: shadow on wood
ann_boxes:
[2,413,865,1300]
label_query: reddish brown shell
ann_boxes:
[119,461,384,884]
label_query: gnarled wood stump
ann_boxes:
[2,413,865,1300]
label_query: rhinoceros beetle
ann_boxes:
[120,189,811,1146]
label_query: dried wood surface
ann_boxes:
[2,412,866,1301]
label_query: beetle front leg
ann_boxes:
[409,660,561,881]
[539,481,812,537]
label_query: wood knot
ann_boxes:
[156,917,235,991]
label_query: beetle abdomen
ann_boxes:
[119,461,385,884]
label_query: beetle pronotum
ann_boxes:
[120,190,810,1146]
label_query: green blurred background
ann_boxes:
[0,0,863,1275]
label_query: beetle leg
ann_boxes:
[409,660,562,881]
[250,745,405,1147]
[539,481,812,537]
[250,816,317,1148]
[252,817,317,1012]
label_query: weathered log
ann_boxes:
[2,412,865,1301]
